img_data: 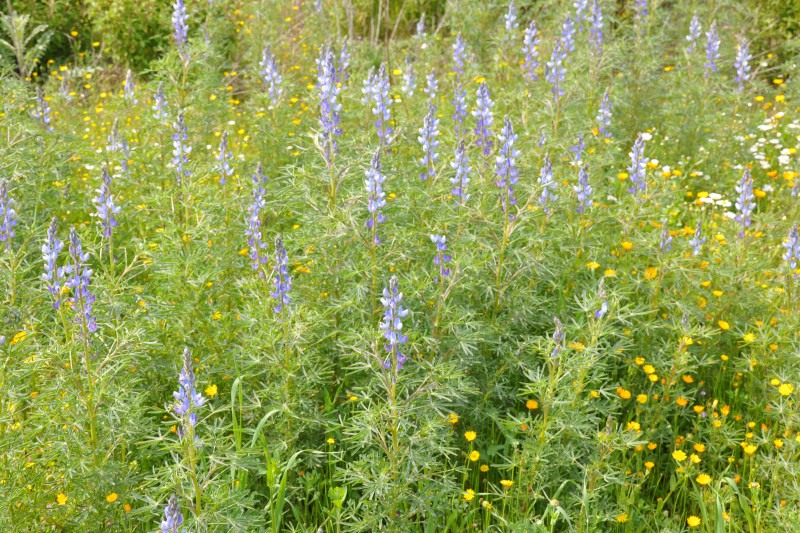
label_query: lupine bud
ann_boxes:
[336,43,350,88]
[416,13,426,38]
[271,236,292,314]
[380,275,409,373]
[424,70,438,106]
[561,16,576,53]
[550,317,565,359]
[595,279,607,319]
[369,65,393,145]
[504,1,518,33]
[496,116,520,219]
[546,40,566,103]
[570,134,585,165]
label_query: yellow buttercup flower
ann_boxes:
[500,479,514,488]
[687,516,701,528]
[778,383,794,396]
[463,489,475,502]
[695,473,711,486]
[57,493,67,505]
[205,384,218,397]
[106,492,118,503]
[464,430,476,442]
[469,450,480,462]
[672,450,687,462]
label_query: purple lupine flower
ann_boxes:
[270,236,292,313]
[64,229,97,336]
[369,64,393,145]
[153,82,169,121]
[561,16,576,53]
[245,164,268,273]
[452,82,467,139]
[597,87,612,138]
[689,219,706,256]
[172,0,189,61]
[403,56,416,98]
[59,77,72,102]
[0,180,18,250]
[416,13,426,38]
[538,154,557,214]
[574,0,589,29]
[32,87,53,132]
[216,131,234,185]
[504,1,519,33]
[451,140,471,206]
[594,279,607,319]
[172,111,191,185]
[173,347,205,436]
[538,131,547,147]
[546,40,566,103]
[574,165,592,213]
[336,43,350,88]
[634,0,648,19]
[107,118,130,172]
[315,0,323,13]
[380,275,409,373]
[42,217,64,309]
[660,219,673,252]
[160,494,185,533]
[361,69,377,105]
[686,13,701,53]
[430,234,452,280]
[522,20,540,82]
[783,225,799,271]
[317,46,342,165]
[418,104,440,181]
[705,21,720,78]
[453,33,466,77]
[495,116,520,219]
[365,148,387,244]
[260,45,283,106]
[735,168,755,238]
[123,69,137,105]
[570,134,585,164]
[424,70,438,107]
[550,317,565,360]
[93,166,121,239]
[627,133,648,195]
[734,38,751,92]
[589,0,603,57]
[473,82,494,159]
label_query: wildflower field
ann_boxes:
[1,0,800,530]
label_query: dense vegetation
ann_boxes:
[1,0,799,531]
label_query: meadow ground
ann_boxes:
[1,0,799,531]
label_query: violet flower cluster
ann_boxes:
[627,133,648,196]
[403,56,416,97]
[783,225,799,271]
[32,87,53,132]
[271,236,292,314]
[172,0,189,61]
[574,165,592,213]
[160,494,185,533]
[216,131,234,185]
[418,104,440,181]
[316,46,342,165]
[93,166,121,239]
[0,180,18,250]
[172,111,192,185]
[153,83,169,121]
[368,65,393,145]
[589,0,603,57]
[496,116,520,219]
[659,219,673,252]
[734,39,751,92]
[453,33,466,78]
[124,69,137,105]
[245,164,268,273]
[365,149,387,245]
[174,347,205,436]
[686,14,701,53]
[538,155,557,214]
[735,168,755,238]
[452,82,467,139]
[689,220,706,256]
[473,82,494,159]
[260,45,283,106]
[42,217,64,309]
[64,229,97,336]
[424,70,438,105]
[546,40,566,103]
[504,1,518,34]
[550,317,565,360]
[430,234,452,280]
[705,21,720,78]
[595,279,607,319]
[521,20,539,82]
[380,275,409,373]
[451,140,471,206]
[597,87,612,138]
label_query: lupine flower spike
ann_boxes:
[430,235,452,280]
[365,149,387,244]
[174,347,205,437]
[783,225,799,272]
[93,167,121,239]
[597,87,612,138]
[403,56,416,98]
[504,1,518,34]
[689,220,705,256]
[546,40,566,103]
[451,140,471,206]
[64,229,97,336]
[271,236,292,314]
[153,83,169,121]
[260,45,283,106]
[538,154,557,214]
[550,317,565,360]
[453,33,466,78]
[160,495,185,533]
[660,219,672,252]
[574,165,592,213]
[589,0,603,57]
[245,164,268,273]
[316,46,342,165]
[734,38,751,92]
[704,21,720,78]
[735,168,755,238]
[172,111,191,185]
[452,82,467,139]
[473,82,494,160]
[424,70,438,107]
[124,69,137,105]
[627,133,648,196]
[216,131,234,185]
[496,116,520,219]
[686,13,701,53]
[418,104,440,182]
[0,180,18,250]
[336,43,350,88]
[380,275,409,374]
[32,87,53,132]
[369,65,393,145]
[42,217,64,309]
[172,0,189,62]
[522,20,540,82]
[595,279,607,319]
